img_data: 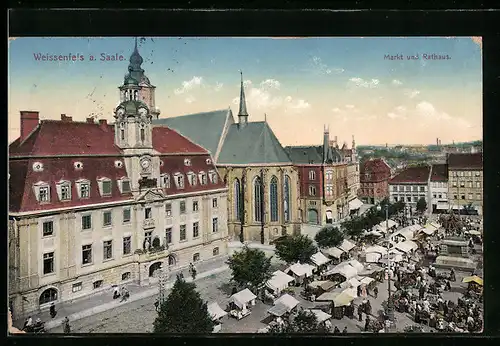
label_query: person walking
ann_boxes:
[358,304,363,322]
[373,286,378,299]
[49,302,57,318]
[333,326,340,334]
[63,317,71,334]
[364,316,370,332]
[342,326,348,334]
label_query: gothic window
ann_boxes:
[234,179,241,220]
[140,123,145,142]
[284,175,291,222]
[270,176,279,222]
[254,177,263,222]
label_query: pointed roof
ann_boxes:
[238,71,248,117]
[125,37,148,84]
[218,122,292,164]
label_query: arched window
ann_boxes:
[254,177,262,222]
[234,179,241,221]
[39,288,58,305]
[270,176,279,222]
[284,175,291,222]
[140,124,145,142]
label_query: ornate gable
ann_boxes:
[137,189,165,203]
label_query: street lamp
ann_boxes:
[377,204,395,327]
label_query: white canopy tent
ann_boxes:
[309,309,332,323]
[285,263,315,278]
[373,224,388,234]
[267,303,289,317]
[311,252,331,267]
[365,252,382,263]
[316,290,341,302]
[208,302,228,320]
[347,259,365,273]
[333,291,356,307]
[367,230,384,237]
[392,228,418,241]
[466,230,481,236]
[365,245,387,254]
[325,263,358,279]
[394,240,418,254]
[266,270,295,293]
[229,288,257,309]
[347,277,362,289]
[322,247,344,259]
[274,294,300,312]
[360,277,375,286]
[342,287,358,299]
[338,239,356,252]
[349,198,364,210]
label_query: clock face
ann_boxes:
[141,159,150,169]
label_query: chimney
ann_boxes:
[61,114,73,122]
[86,117,95,124]
[20,111,40,142]
[99,119,108,131]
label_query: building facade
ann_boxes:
[359,158,392,204]
[447,153,483,215]
[8,43,229,319]
[285,128,360,225]
[154,73,301,243]
[388,165,430,209]
[429,163,449,213]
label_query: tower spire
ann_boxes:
[238,70,248,128]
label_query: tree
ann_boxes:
[341,216,366,239]
[153,275,214,333]
[315,225,344,249]
[274,235,317,264]
[416,197,427,213]
[226,245,273,292]
[268,309,329,333]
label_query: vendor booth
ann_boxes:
[310,252,331,273]
[338,239,356,254]
[229,288,257,320]
[266,270,295,296]
[208,302,228,333]
[285,262,315,285]
[322,247,344,264]
[309,309,332,325]
[394,240,418,254]
[324,263,358,282]
[274,293,300,312]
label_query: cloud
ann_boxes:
[348,77,380,88]
[287,99,311,110]
[174,76,203,95]
[185,95,196,104]
[416,101,451,121]
[213,82,223,92]
[404,89,420,98]
[259,79,281,90]
[391,79,403,86]
[345,104,355,109]
[387,105,407,119]
[332,107,341,113]
[307,56,344,75]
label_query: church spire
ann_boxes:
[238,71,249,128]
[127,37,145,82]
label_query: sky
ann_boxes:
[8,37,482,146]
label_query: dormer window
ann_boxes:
[208,170,218,184]
[199,172,207,185]
[74,161,84,170]
[33,182,51,202]
[206,158,212,165]
[160,174,170,188]
[76,179,91,199]
[184,158,191,166]
[174,173,184,189]
[187,172,197,186]
[98,178,112,197]
[32,162,44,172]
[56,180,72,201]
[118,177,131,194]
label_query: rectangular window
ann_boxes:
[460,182,465,188]
[399,186,404,192]
[212,217,218,233]
[180,201,186,214]
[102,181,112,195]
[452,182,457,187]
[39,186,50,202]
[103,240,113,260]
[180,225,186,241]
[103,211,112,227]
[413,186,418,192]
[461,195,465,200]
[122,180,131,193]
[193,222,199,238]
[93,280,103,289]
[144,231,153,245]
[122,272,131,281]
[80,183,90,198]
[145,207,152,219]
[438,194,442,199]
[162,175,170,188]
[413,196,418,202]
[165,228,172,244]
[406,186,411,191]
[468,193,473,200]
[394,196,398,202]
[123,208,131,223]
[467,181,472,188]
[192,201,199,212]
[72,282,82,293]
[140,128,145,142]
[165,203,172,216]
[392,186,398,192]
[120,129,125,140]
[201,174,207,185]
[212,198,218,208]
[42,221,54,237]
[61,185,71,200]
[476,182,481,188]
[309,185,316,196]
[82,215,92,230]
[454,195,458,200]
[406,196,411,202]
[475,171,481,177]
[420,186,425,192]
[123,236,131,255]
[476,193,481,200]
[82,245,92,265]
[433,194,437,198]
[309,170,316,180]
[43,252,54,274]
[176,175,184,188]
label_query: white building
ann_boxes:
[428,163,449,213]
[388,165,431,209]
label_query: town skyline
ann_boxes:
[8,37,482,146]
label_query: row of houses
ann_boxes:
[358,153,483,215]
[8,40,361,319]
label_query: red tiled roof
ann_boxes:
[430,164,448,182]
[360,158,391,182]
[447,153,483,170]
[389,165,430,184]
[9,157,132,213]
[152,127,207,154]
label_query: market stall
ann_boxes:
[322,247,344,264]
[228,288,257,320]
[332,290,356,319]
[207,302,228,333]
[309,309,332,325]
[323,263,359,282]
[274,293,300,312]
[285,262,315,285]
[310,252,331,273]
[265,270,295,296]
[394,240,419,254]
[338,239,356,254]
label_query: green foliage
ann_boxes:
[268,309,329,333]
[274,235,317,264]
[416,197,427,213]
[226,245,273,291]
[315,225,344,249]
[153,275,214,333]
